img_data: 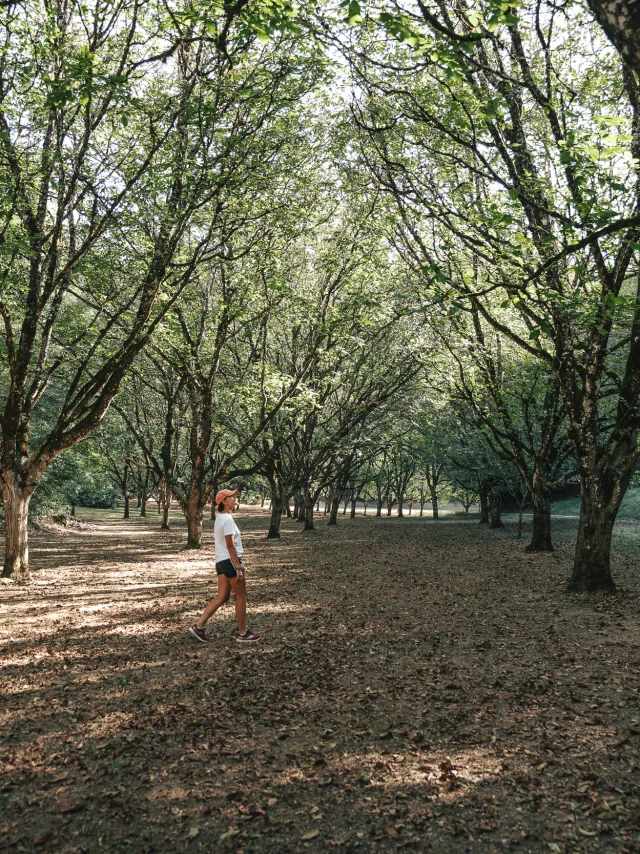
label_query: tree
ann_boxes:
[0,0,294,578]
[346,0,640,590]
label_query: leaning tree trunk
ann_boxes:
[490,494,504,529]
[2,483,31,580]
[430,489,439,520]
[478,481,490,524]
[526,487,553,553]
[567,475,618,592]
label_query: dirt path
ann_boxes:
[1,510,640,854]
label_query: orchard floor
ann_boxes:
[1,509,640,854]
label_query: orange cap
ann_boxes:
[215,488,238,505]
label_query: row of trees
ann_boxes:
[0,0,638,594]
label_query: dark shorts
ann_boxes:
[216,558,243,579]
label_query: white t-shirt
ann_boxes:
[214,512,243,563]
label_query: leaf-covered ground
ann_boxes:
[1,508,640,854]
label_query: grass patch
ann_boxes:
[551,487,640,520]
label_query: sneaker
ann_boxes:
[189,625,209,643]
[235,628,261,643]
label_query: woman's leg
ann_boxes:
[196,575,231,628]
[228,574,247,635]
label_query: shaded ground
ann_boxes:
[1,509,640,854]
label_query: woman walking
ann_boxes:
[189,488,261,643]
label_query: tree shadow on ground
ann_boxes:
[1,511,640,853]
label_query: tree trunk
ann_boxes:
[419,502,425,517]
[210,479,218,521]
[261,485,265,508]
[2,485,31,580]
[137,493,142,508]
[386,498,392,516]
[124,495,130,519]
[397,495,404,518]
[490,494,504,529]
[185,488,204,549]
[430,490,439,520]
[71,503,76,517]
[328,489,342,525]
[376,499,383,517]
[567,477,618,592]
[293,489,302,521]
[350,493,357,519]
[342,492,349,515]
[159,478,170,529]
[478,481,490,524]
[526,489,553,553]
[140,483,148,517]
[408,499,413,515]
[303,486,315,531]
[267,491,285,539]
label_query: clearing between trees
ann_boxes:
[1,510,640,854]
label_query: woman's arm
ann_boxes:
[225,534,244,576]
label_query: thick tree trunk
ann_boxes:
[586,0,640,76]
[397,495,404,518]
[567,477,618,592]
[186,511,203,549]
[185,488,204,549]
[431,490,439,520]
[267,493,284,539]
[376,499,383,517]
[2,486,31,580]
[526,490,553,552]
[123,495,130,519]
[490,494,504,529]
[478,481,490,524]
[328,489,342,525]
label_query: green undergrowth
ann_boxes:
[551,487,640,520]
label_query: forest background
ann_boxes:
[0,0,639,598]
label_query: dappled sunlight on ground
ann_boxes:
[1,509,640,852]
